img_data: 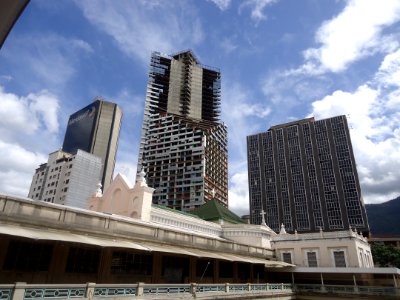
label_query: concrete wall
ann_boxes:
[272,231,373,268]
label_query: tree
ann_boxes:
[371,243,400,268]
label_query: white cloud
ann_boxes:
[222,81,271,159]
[208,0,231,11]
[0,141,47,197]
[310,85,378,138]
[0,141,47,173]
[302,0,400,73]
[239,0,278,23]
[0,87,60,197]
[228,171,249,216]
[261,68,332,125]
[75,1,204,65]
[0,87,60,136]
[221,81,270,215]
[375,48,400,87]
[223,82,271,119]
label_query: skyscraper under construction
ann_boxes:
[137,50,228,211]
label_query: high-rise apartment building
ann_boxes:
[247,115,369,235]
[137,50,228,211]
[63,98,122,191]
[28,149,102,208]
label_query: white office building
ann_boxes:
[28,149,101,208]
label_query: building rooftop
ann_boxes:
[190,200,245,224]
[153,204,201,219]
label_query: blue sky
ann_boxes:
[1,0,400,216]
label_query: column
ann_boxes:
[353,274,359,293]
[320,273,327,293]
[189,256,196,283]
[152,253,162,283]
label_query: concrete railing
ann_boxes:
[273,229,367,242]
[0,282,293,300]
[295,284,400,296]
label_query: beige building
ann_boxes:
[272,225,373,268]
[1,172,398,288]
[88,171,373,271]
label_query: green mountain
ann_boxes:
[366,196,400,235]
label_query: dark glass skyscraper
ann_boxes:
[63,98,122,191]
[137,50,228,211]
[247,115,369,235]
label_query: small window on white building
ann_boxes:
[282,252,292,264]
[333,250,346,267]
[307,252,318,267]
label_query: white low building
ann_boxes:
[273,225,373,268]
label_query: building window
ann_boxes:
[3,240,53,272]
[111,251,152,275]
[65,246,100,273]
[333,250,346,267]
[307,252,318,267]
[282,252,292,264]
[161,256,189,283]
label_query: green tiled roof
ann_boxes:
[189,200,245,224]
[152,204,201,219]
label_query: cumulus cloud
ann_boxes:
[301,0,400,74]
[228,172,249,216]
[0,87,60,137]
[375,48,400,88]
[309,49,400,204]
[0,141,47,197]
[0,87,60,197]
[239,0,278,23]
[75,1,204,64]
[0,141,47,174]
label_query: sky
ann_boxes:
[1,0,400,216]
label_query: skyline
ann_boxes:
[0,0,400,216]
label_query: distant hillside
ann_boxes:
[366,196,400,235]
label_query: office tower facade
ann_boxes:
[63,98,122,192]
[137,50,228,211]
[247,115,369,235]
[28,149,102,208]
